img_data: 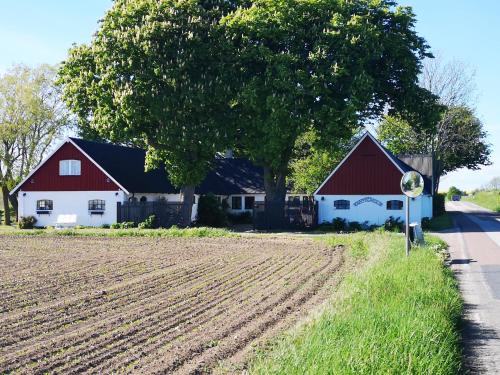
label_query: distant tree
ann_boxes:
[420,54,477,108]
[378,106,491,193]
[224,0,432,225]
[58,0,241,225]
[487,177,500,191]
[446,186,463,200]
[0,64,70,225]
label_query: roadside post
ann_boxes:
[400,171,424,257]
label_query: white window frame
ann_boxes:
[231,196,242,210]
[59,159,81,176]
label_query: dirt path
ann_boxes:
[0,235,344,374]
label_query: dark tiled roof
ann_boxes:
[71,138,179,194]
[380,144,432,194]
[197,157,265,195]
[70,138,265,195]
[378,139,433,195]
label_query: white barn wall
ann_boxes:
[18,190,126,227]
[315,194,432,226]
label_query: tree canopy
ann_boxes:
[0,64,70,224]
[223,0,431,224]
[59,0,433,226]
[58,0,242,224]
[378,106,491,192]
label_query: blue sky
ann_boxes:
[0,0,498,191]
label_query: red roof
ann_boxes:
[315,133,405,195]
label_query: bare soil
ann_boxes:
[0,235,344,374]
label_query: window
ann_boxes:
[232,196,242,210]
[334,199,350,210]
[36,200,53,211]
[88,199,105,211]
[387,200,403,210]
[244,196,255,210]
[288,196,300,207]
[59,160,81,176]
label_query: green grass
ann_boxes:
[249,232,463,375]
[463,190,500,212]
[423,213,454,232]
[0,225,236,238]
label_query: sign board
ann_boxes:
[353,197,383,207]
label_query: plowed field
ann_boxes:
[0,235,344,374]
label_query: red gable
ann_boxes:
[19,141,119,192]
[316,134,404,195]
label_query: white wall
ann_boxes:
[18,190,126,227]
[315,194,432,226]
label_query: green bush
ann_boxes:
[197,194,228,227]
[433,193,446,216]
[110,223,121,229]
[331,217,347,231]
[18,216,37,229]
[101,224,110,229]
[348,221,363,232]
[120,221,136,229]
[138,215,157,229]
[384,216,403,232]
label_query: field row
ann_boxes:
[0,235,344,374]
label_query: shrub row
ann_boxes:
[318,216,404,233]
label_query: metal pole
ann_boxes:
[405,195,410,257]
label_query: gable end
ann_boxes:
[315,133,405,195]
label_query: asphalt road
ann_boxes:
[439,201,500,373]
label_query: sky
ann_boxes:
[0,0,498,192]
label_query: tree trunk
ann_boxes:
[179,185,195,227]
[9,194,18,222]
[2,186,11,226]
[263,166,287,230]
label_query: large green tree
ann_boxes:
[224,0,431,224]
[0,64,70,224]
[58,0,241,225]
[378,106,491,192]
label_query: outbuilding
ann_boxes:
[314,132,433,226]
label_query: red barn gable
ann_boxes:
[315,133,407,195]
[17,141,120,192]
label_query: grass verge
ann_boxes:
[463,190,500,212]
[0,225,236,238]
[249,232,463,374]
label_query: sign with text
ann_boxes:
[353,197,383,207]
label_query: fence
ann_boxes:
[253,199,318,230]
[117,201,183,227]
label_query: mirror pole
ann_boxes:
[405,195,410,257]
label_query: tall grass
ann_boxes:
[250,233,463,374]
[463,190,500,212]
[0,226,236,238]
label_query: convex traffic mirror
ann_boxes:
[400,171,424,198]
